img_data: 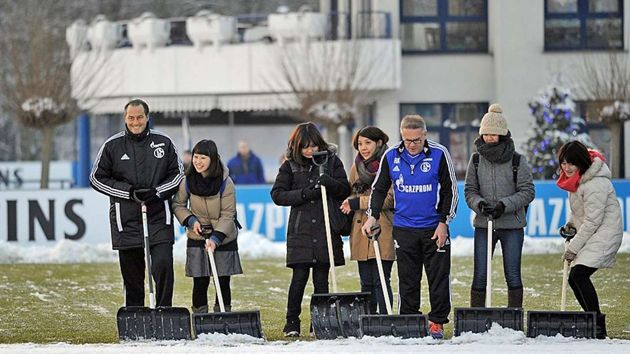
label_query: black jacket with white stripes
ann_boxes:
[90,126,184,250]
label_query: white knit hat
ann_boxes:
[479,104,508,136]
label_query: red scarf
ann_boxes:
[556,149,606,192]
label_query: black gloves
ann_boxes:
[302,185,321,201]
[559,224,577,240]
[478,201,489,215]
[479,201,505,219]
[492,202,505,219]
[317,174,339,188]
[131,187,160,204]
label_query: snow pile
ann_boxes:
[0,332,629,353]
[21,97,64,118]
[451,324,527,345]
[0,232,628,264]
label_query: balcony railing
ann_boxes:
[71,11,392,52]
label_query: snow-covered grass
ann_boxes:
[1,231,628,264]
[0,232,628,352]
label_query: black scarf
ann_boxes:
[475,132,515,164]
[353,143,388,194]
[187,172,223,197]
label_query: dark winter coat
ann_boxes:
[90,127,184,250]
[227,152,265,184]
[271,152,351,267]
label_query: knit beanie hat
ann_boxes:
[479,104,508,136]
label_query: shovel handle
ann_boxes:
[320,185,338,293]
[485,218,493,307]
[208,248,226,312]
[373,238,393,315]
[141,203,156,309]
[560,241,570,311]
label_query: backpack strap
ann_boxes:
[512,152,520,185]
[219,177,243,230]
[472,152,480,180]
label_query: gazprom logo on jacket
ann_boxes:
[395,175,433,193]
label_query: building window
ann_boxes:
[545,0,623,50]
[575,101,613,161]
[400,0,488,53]
[400,102,488,179]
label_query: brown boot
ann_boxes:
[470,289,486,307]
[508,288,523,308]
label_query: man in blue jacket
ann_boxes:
[362,115,458,339]
[227,140,265,184]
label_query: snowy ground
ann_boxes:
[1,233,628,352]
[1,326,629,353]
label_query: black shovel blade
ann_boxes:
[310,292,370,339]
[117,306,192,341]
[359,314,428,338]
[193,311,264,338]
[527,310,596,338]
[454,307,523,336]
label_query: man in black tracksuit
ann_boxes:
[362,115,458,339]
[90,99,184,307]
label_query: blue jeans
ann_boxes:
[472,228,524,290]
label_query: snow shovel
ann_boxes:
[117,203,192,341]
[359,226,428,338]
[192,246,263,338]
[309,151,370,339]
[527,227,596,338]
[454,214,523,336]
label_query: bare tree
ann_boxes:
[575,51,630,178]
[266,37,391,148]
[0,0,116,188]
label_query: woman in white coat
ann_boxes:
[556,141,623,339]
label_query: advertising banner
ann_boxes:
[1,181,629,244]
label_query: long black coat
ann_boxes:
[271,153,350,267]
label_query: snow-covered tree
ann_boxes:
[523,85,596,180]
[575,51,630,177]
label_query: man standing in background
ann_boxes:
[228,140,265,184]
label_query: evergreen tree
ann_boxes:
[524,85,595,180]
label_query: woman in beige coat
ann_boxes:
[556,141,623,339]
[341,126,395,314]
[172,139,242,313]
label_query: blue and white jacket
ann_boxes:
[367,140,458,229]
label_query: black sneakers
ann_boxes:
[283,319,300,337]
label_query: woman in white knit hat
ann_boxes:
[464,104,535,308]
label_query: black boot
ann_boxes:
[283,319,301,337]
[508,288,523,308]
[192,305,208,314]
[470,289,486,307]
[213,304,231,313]
[596,313,607,339]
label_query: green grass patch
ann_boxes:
[0,254,628,343]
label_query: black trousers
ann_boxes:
[358,259,394,314]
[192,276,231,308]
[393,227,451,324]
[568,264,600,313]
[118,243,174,307]
[286,263,329,321]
